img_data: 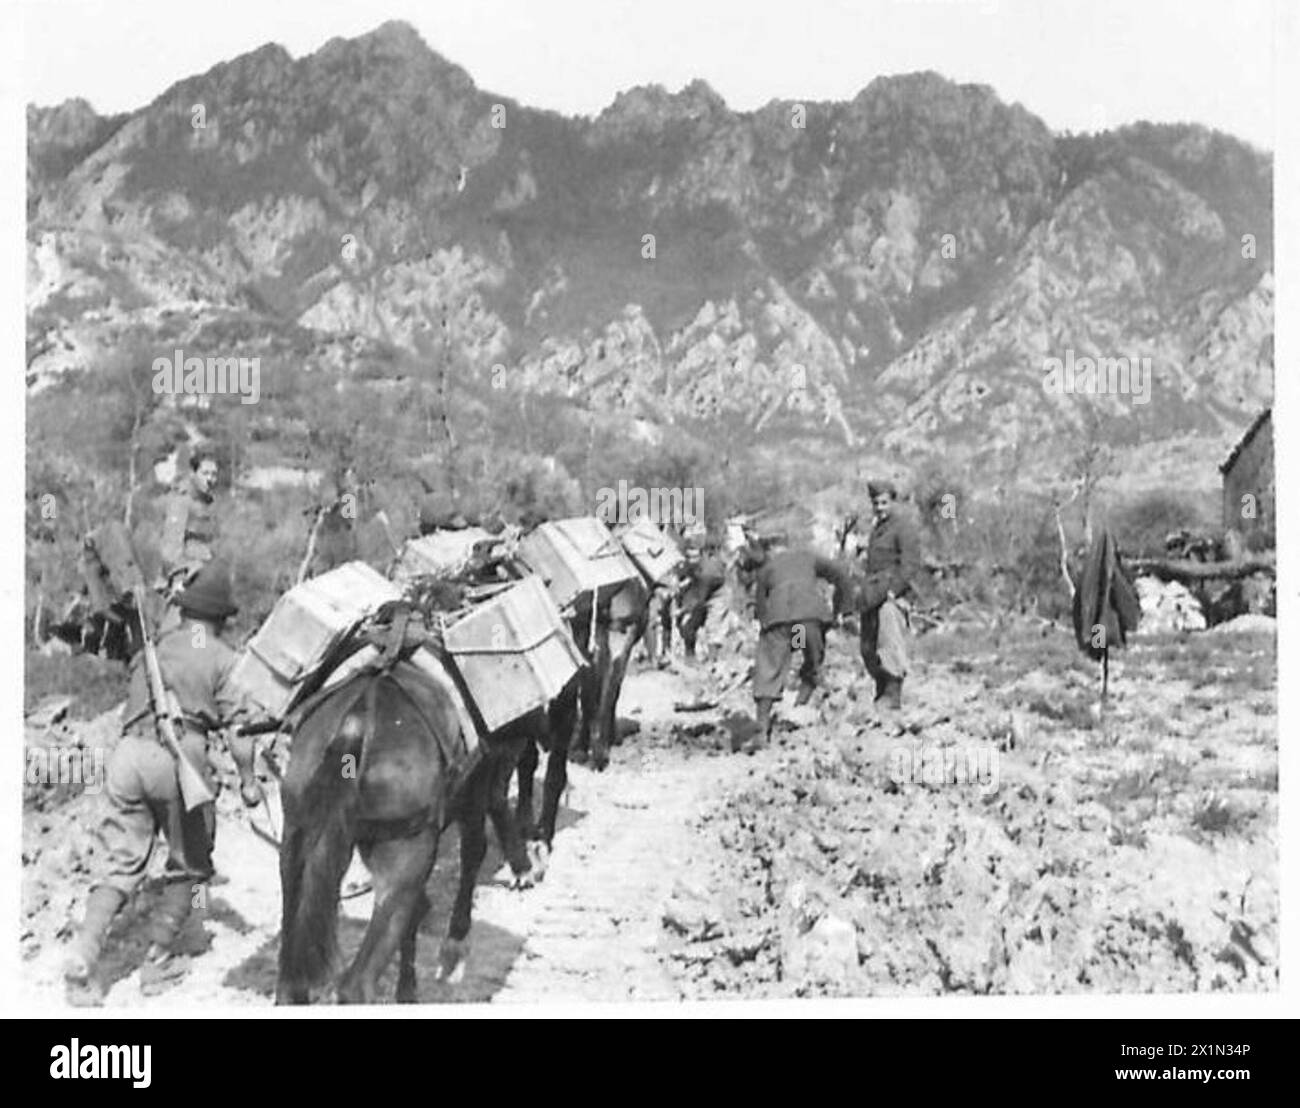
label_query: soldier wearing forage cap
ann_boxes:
[858,479,921,710]
[63,561,264,1003]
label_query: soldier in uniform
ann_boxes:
[158,447,221,591]
[747,536,851,752]
[857,480,921,711]
[675,537,727,661]
[62,562,263,1003]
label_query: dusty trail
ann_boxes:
[21,665,762,1009]
[24,617,1274,1007]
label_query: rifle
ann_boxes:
[131,584,215,811]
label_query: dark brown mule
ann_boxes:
[276,655,548,1004]
[512,678,582,849]
[575,577,650,771]
[514,578,648,854]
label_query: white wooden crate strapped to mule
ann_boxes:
[516,517,640,611]
[440,574,586,734]
[392,527,497,583]
[230,561,402,718]
[615,519,683,586]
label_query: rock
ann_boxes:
[662,896,722,940]
[723,930,766,965]
[813,829,842,854]
[785,704,818,729]
[782,913,860,989]
[1135,576,1206,633]
[1241,573,1275,615]
[1209,614,1276,635]
[26,695,74,729]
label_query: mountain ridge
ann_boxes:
[27,20,1273,481]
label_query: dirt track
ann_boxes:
[20,666,762,1008]
[21,615,1279,1008]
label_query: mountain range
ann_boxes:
[27,20,1274,492]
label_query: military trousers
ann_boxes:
[753,620,825,701]
[92,727,216,939]
[860,598,910,684]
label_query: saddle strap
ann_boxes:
[355,806,438,844]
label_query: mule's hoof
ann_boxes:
[435,938,468,984]
[140,954,191,997]
[396,979,418,1004]
[510,869,536,891]
[569,748,589,766]
[527,840,551,882]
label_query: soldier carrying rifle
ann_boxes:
[63,560,265,1003]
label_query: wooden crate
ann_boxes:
[517,518,639,610]
[392,528,496,583]
[442,575,585,733]
[616,519,683,585]
[229,561,401,718]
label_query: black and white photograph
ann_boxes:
[4,0,1294,1033]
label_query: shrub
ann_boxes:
[1108,490,1216,558]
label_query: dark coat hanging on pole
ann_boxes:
[1071,526,1142,661]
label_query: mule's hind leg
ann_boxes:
[590,622,622,771]
[396,889,431,1004]
[539,690,578,846]
[570,664,597,765]
[514,737,539,840]
[337,829,438,1005]
[486,738,534,887]
[440,773,488,984]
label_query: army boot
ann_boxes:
[63,885,126,1005]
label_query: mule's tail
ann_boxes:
[278,709,363,997]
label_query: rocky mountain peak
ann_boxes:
[24,23,1273,479]
[593,78,733,140]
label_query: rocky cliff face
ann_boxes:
[27,21,1273,467]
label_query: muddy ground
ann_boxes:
[20,612,1277,1007]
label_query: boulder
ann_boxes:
[1134,576,1206,633]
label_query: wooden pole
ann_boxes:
[296,506,326,585]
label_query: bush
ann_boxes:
[25,651,129,719]
[1108,490,1216,558]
